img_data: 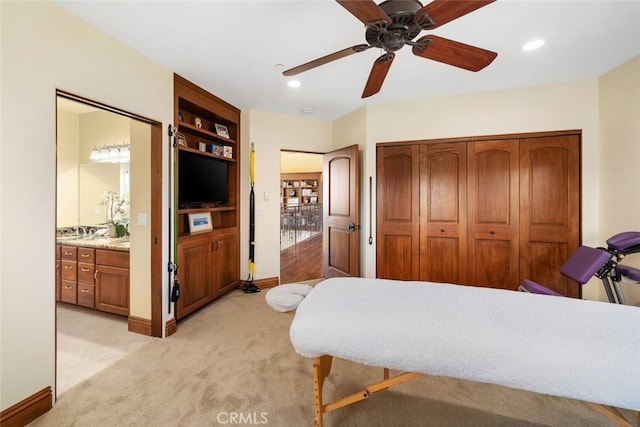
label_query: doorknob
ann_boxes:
[347,223,360,232]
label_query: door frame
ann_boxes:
[55,90,163,337]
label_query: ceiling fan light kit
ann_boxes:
[283,0,498,98]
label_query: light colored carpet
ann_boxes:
[31,289,636,426]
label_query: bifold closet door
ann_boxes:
[467,139,520,290]
[376,145,420,280]
[419,143,467,284]
[519,134,580,297]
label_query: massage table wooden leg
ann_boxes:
[312,356,421,427]
[586,403,634,427]
[313,356,333,427]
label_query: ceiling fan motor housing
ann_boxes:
[366,0,433,52]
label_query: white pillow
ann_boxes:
[265,283,314,312]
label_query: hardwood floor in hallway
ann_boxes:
[280,233,323,284]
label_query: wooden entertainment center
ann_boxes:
[173,74,240,320]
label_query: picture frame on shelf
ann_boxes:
[223,145,233,159]
[215,123,230,138]
[178,111,184,122]
[198,141,207,152]
[310,196,318,203]
[188,212,212,234]
[207,143,223,156]
[176,133,186,146]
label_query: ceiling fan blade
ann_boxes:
[362,52,395,98]
[283,44,371,77]
[336,0,391,25]
[412,35,497,71]
[416,0,495,29]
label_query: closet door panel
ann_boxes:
[468,140,520,289]
[420,143,467,284]
[520,134,580,297]
[376,145,420,280]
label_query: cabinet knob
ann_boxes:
[490,230,496,235]
[81,253,90,258]
[441,229,445,233]
[64,265,73,269]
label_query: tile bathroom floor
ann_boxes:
[56,303,155,397]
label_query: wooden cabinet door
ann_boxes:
[176,234,212,319]
[419,143,467,284]
[519,134,580,297]
[212,229,239,297]
[467,139,520,290]
[376,145,420,280]
[96,264,129,316]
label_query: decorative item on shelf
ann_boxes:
[194,117,203,129]
[89,143,130,163]
[188,212,212,234]
[207,143,223,156]
[176,133,186,146]
[215,123,229,138]
[178,111,184,122]
[98,190,130,237]
[310,196,318,203]
[289,189,296,197]
[302,188,312,196]
[198,141,207,152]
[223,145,233,159]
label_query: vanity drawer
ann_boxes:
[61,260,77,281]
[96,249,129,268]
[60,246,77,261]
[78,248,95,264]
[78,262,95,284]
[61,280,77,304]
[77,284,95,308]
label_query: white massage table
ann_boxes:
[289,277,640,426]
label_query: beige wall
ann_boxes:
[599,55,640,305]
[280,152,323,173]
[129,121,152,318]
[240,110,333,281]
[56,110,80,227]
[0,1,172,410]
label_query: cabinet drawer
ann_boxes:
[78,262,95,284]
[61,260,77,281]
[96,249,129,268]
[77,284,95,308]
[60,246,77,261]
[78,248,95,264]
[61,280,77,304]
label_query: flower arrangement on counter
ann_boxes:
[99,191,129,237]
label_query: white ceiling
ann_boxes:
[54,0,640,121]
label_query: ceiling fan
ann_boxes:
[283,0,498,98]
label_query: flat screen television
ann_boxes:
[178,150,228,209]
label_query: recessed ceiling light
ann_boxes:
[287,80,301,88]
[275,64,285,70]
[522,39,545,51]
[302,107,313,114]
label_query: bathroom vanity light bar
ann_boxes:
[89,144,130,163]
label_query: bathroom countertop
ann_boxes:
[56,236,130,252]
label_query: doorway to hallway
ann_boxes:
[279,151,323,284]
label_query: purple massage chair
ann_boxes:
[519,231,640,304]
